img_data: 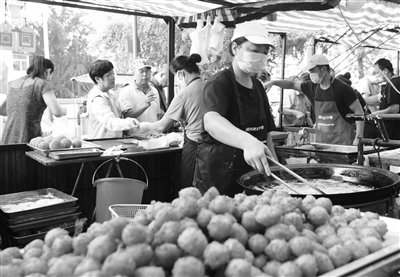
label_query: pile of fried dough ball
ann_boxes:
[0,187,389,277]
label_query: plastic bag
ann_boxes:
[52,115,70,137]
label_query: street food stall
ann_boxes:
[1,0,400,276]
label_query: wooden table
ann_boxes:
[366,148,400,170]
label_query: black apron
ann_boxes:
[193,68,269,197]
[181,133,199,189]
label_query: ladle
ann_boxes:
[266,156,327,195]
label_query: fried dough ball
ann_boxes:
[315,197,333,214]
[224,238,246,259]
[253,255,267,269]
[245,250,255,264]
[337,226,358,241]
[230,222,249,246]
[277,261,302,277]
[272,196,302,215]
[307,206,330,226]
[196,208,215,229]
[177,227,208,257]
[172,256,204,277]
[289,236,313,257]
[101,248,136,276]
[331,205,346,216]
[76,270,107,277]
[208,214,234,241]
[263,260,281,277]
[315,224,336,243]
[104,217,131,240]
[203,186,220,201]
[295,253,318,277]
[87,234,118,263]
[52,235,73,257]
[303,223,314,231]
[283,212,304,232]
[248,234,269,255]
[361,236,383,253]
[241,210,263,232]
[152,221,181,247]
[178,217,199,233]
[134,266,166,277]
[358,227,381,240]
[203,241,230,270]
[47,254,83,277]
[85,222,110,237]
[73,257,102,276]
[22,257,48,276]
[362,211,379,221]
[367,219,388,237]
[264,239,291,262]
[0,264,23,277]
[197,197,210,209]
[264,223,296,241]
[225,258,252,277]
[154,243,181,270]
[348,217,368,233]
[23,248,43,259]
[311,241,328,254]
[44,227,69,248]
[344,208,361,223]
[343,239,369,260]
[73,232,95,256]
[24,240,44,252]
[313,250,334,274]
[126,243,153,267]
[176,196,200,218]
[329,215,348,229]
[322,235,342,249]
[328,244,352,267]
[178,187,202,199]
[255,205,282,228]
[233,199,256,221]
[301,195,317,215]
[209,195,235,214]
[0,252,12,265]
[122,222,150,246]
[301,229,318,242]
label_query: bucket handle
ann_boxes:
[92,157,148,189]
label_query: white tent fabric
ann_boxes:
[259,1,400,51]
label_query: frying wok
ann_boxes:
[238,164,400,207]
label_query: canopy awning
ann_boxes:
[71,74,133,85]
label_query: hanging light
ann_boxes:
[345,0,365,11]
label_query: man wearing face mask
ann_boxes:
[363,58,400,140]
[355,68,382,113]
[192,21,278,197]
[265,54,364,145]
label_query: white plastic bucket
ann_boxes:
[92,157,148,223]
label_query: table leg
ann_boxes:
[71,162,86,196]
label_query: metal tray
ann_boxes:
[0,188,78,218]
[27,140,101,157]
[49,148,103,160]
[0,205,79,225]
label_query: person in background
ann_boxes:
[140,54,206,188]
[200,71,213,82]
[265,54,364,145]
[87,60,139,139]
[363,58,400,140]
[77,100,87,125]
[280,73,313,127]
[256,69,271,93]
[1,56,67,144]
[193,21,277,197]
[118,59,162,135]
[355,69,382,113]
[150,65,168,113]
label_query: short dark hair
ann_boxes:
[229,37,248,56]
[170,53,201,75]
[375,58,393,73]
[89,60,114,84]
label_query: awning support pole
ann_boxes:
[167,17,175,106]
[278,33,287,129]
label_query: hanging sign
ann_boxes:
[0,21,14,51]
[14,25,36,53]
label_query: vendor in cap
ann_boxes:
[265,54,364,145]
[193,21,278,197]
[118,59,163,135]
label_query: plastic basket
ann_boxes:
[109,204,150,219]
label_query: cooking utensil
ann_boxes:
[270,173,301,194]
[266,156,327,195]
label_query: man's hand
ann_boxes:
[242,139,274,176]
[130,118,140,129]
[352,137,359,146]
[139,122,153,133]
[145,92,157,106]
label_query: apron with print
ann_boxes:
[193,68,268,197]
[315,85,355,145]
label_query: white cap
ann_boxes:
[303,54,329,71]
[231,21,274,46]
[133,59,151,71]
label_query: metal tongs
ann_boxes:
[266,156,326,195]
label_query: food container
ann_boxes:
[27,140,101,157]
[0,188,78,219]
[49,148,103,160]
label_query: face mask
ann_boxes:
[237,47,268,74]
[310,71,323,84]
[369,75,380,85]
